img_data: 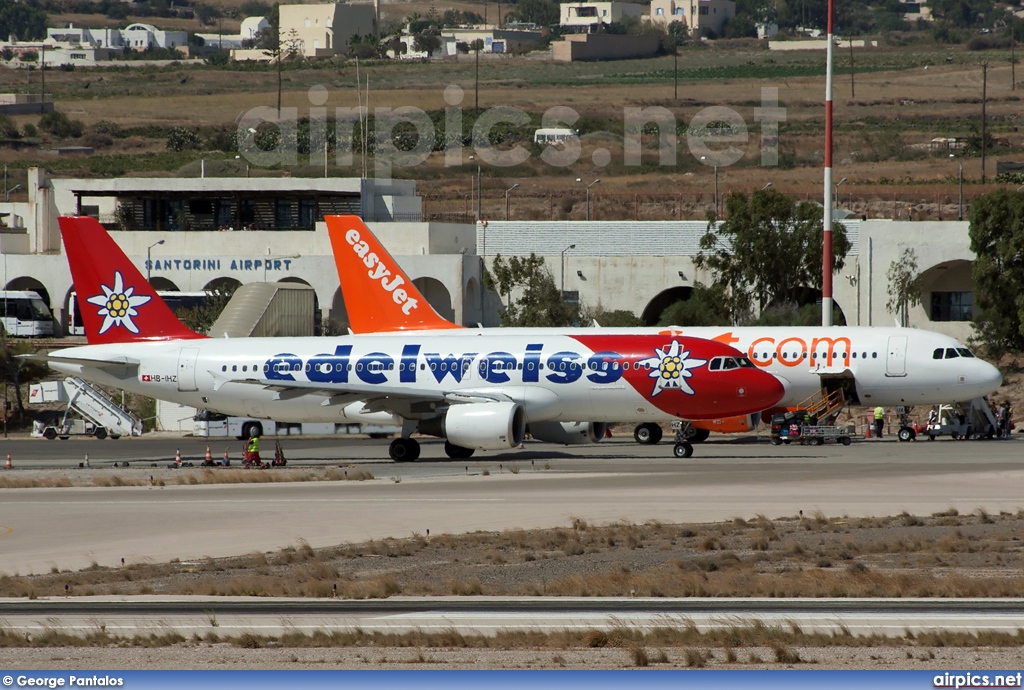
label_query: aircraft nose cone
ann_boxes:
[750,371,786,410]
[979,360,1003,395]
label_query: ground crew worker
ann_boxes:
[873,406,885,439]
[247,434,261,465]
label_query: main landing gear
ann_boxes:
[388,438,420,462]
[634,423,663,445]
[388,438,476,461]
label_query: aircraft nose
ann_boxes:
[749,370,786,409]
[977,360,1003,396]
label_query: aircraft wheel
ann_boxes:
[898,427,914,443]
[444,441,475,459]
[389,438,420,462]
[243,422,263,440]
[673,442,693,459]
[770,437,782,446]
[43,428,57,440]
[634,423,662,445]
[110,434,120,440]
[94,427,107,440]
[688,428,711,444]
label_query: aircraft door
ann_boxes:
[177,347,200,391]
[885,336,908,377]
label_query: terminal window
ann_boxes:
[930,291,972,322]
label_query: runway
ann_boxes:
[1,435,1022,576]
[1,597,1023,637]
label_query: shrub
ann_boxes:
[0,114,19,139]
[166,126,202,151]
[39,111,84,138]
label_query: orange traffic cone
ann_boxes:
[4,452,11,469]
[205,446,212,464]
[175,448,182,466]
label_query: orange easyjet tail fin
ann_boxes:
[326,215,462,333]
[59,216,205,345]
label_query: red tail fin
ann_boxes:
[326,215,462,333]
[58,216,205,344]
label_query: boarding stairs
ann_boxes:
[793,387,846,424]
[60,377,142,437]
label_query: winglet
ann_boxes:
[58,216,205,344]
[326,215,462,333]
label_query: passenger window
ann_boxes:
[872,353,877,359]
[305,364,311,372]
[527,363,534,370]
[388,363,394,370]
[430,363,436,370]
[232,365,237,372]
[324,363,333,373]
[356,364,363,371]
[623,362,629,370]
[420,364,425,370]
[263,364,269,372]
[221,365,227,372]
[242,365,247,372]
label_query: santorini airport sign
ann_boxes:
[146,258,298,272]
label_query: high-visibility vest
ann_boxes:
[248,437,259,453]
[873,407,884,420]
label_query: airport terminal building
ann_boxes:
[0,168,976,341]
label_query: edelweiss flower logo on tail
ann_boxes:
[638,340,707,397]
[85,271,152,335]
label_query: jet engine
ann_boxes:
[443,402,527,450]
[529,421,608,445]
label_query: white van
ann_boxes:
[533,128,579,145]
[0,291,54,336]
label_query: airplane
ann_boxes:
[39,216,786,461]
[327,214,1003,444]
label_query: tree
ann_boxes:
[695,188,851,323]
[485,254,578,327]
[583,307,644,327]
[0,0,47,41]
[0,334,49,422]
[175,289,233,334]
[968,189,1024,355]
[658,284,732,326]
[886,247,924,328]
[507,0,559,26]
[413,29,441,55]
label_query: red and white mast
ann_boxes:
[822,0,835,327]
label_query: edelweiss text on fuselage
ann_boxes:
[265,344,628,386]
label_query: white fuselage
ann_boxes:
[47,331,780,425]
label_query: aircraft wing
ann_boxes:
[215,375,508,419]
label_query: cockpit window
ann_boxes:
[957,348,975,358]
[709,358,721,371]
[737,357,755,368]
[945,348,960,359]
[933,348,944,360]
[722,358,738,370]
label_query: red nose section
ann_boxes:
[570,334,786,420]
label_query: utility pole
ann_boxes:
[40,44,45,114]
[981,61,988,184]
[474,42,480,109]
[849,38,855,98]
[1012,26,1016,91]
[673,40,678,100]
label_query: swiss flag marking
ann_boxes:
[142,374,152,382]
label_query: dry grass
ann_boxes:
[3,622,1024,652]
[5,512,1024,599]
[0,468,372,489]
